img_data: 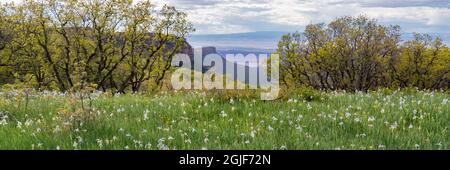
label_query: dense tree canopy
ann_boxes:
[0,0,194,93]
[278,16,449,91]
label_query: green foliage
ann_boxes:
[392,34,450,89]
[0,0,194,93]
[279,86,327,102]
[278,16,449,91]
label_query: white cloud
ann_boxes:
[4,0,450,34]
[162,0,450,34]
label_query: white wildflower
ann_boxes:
[296,115,303,121]
[296,125,303,132]
[220,110,227,117]
[442,99,449,105]
[157,138,169,150]
[345,112,351,118]
[17,121,22,129]
[307,104,312,110]
[390,122,398,130]
[143,109,149,121]
[73,142,78,148]
[368,116,375,122]
[272,116,278,121]
[0,119,7,126]
[250,131,256,138]
[0,112,8,126]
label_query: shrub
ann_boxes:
[279,86,327,101]
[207,89,260,103]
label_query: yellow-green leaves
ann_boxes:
[278,16,449,91]
[0,0,194,93]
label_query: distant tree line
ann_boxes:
[278,16,449,91]
[0,0,194,93]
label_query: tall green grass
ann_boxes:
[0,89,448,150]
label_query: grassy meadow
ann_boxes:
[0,88,449,150]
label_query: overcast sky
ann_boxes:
[6,0,450,34]
[160,0,450,34]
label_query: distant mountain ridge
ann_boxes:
[188,31,450,54]
[187,31,288,50]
